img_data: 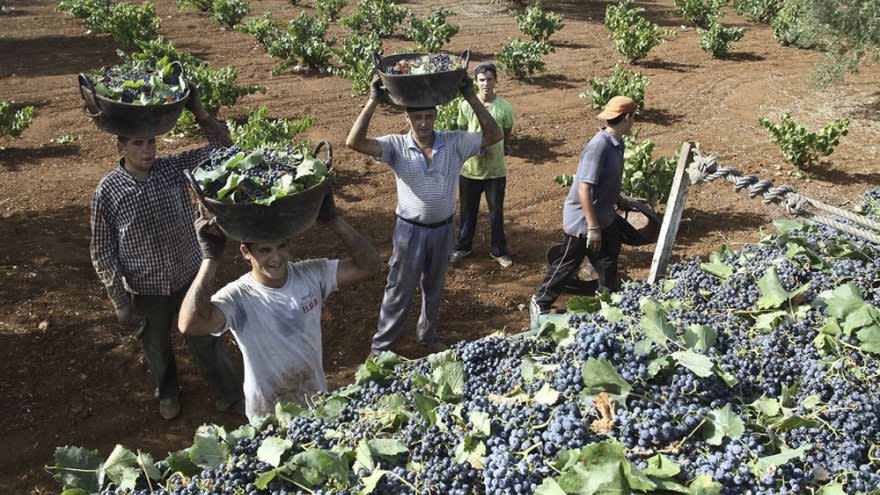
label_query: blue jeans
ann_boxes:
[454,175,509,257]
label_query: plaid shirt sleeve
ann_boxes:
[168,113,233,172]
[89,187,130,309]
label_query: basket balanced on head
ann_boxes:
[78,57,190,137]
[373,49,471,108]
[185,141,333,242]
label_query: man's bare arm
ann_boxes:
[179,260,227,336]
[463,93,503,148]
[328,217,383,287]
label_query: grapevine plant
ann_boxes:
[604,0,676,64]
[497,38,554,80]
[331,32,384,95]
[56,0,160,47]
[697,19,745,58]
[621,131,679,207]
[672,0,721,28]
[211,0,251,28]
[514,1,565,42]
[0,100,35,143]
[339,0,410,38]
[227,106,315,150]
[314,0,346,21]
[579,63,649,112]
[50,190,880,495]
[758,113,849,169]
[265,13,337,73]
[403,7,460,53]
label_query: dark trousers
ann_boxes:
[132,285,242,404]
[533,217,624,310]
[454,175,509,257]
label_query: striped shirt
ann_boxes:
[90,121,229,308]
[376,131,483,223]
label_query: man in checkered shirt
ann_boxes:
[90,88,242,420]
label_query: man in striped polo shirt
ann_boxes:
[347,75,503,354]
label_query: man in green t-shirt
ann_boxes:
[449,62,515,268]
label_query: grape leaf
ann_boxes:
[534,383,561,406]
[647,355,671,378]
[823,283,880,332]
[699,253,733,279]
[817,483,846,495]
[520,356,540,383]
[856,324,880,354]
[193,164,228,184]
[354,439,374,473]
[216,172,242,199]
[671,350,714,378]
[411,391,439,426]
[60,490,89,495]
[640,299,677,348]
[774,416,817,432]
[257,436,292,468]
[53,446,101,492]
[226,425,256,450]
[135,451,161,481]
[581,358,632,401]
[469,411,492,436]
[753,310,787,332]
[275,401,307,426]
[756,267,789,309]
[567,295,601,313]
[453,436,486,469]
[599,304,625,323]
[233,150,264,171]
[432,360,465,400]
[702,405,745,446]
[359,469,387,494]
[290,449,349,486]
[190,433,228,470]
[355,358,392,385]
[253,469,278,490]
[683,324,717,351]
[642,454,680,479]
[316,396,348,420]
[753,444,812,478]
[749,396,782,419]
[534,477,567,495]
[164,449,200,477]
[557,441,656,493]
[367,439,408,462]
[688,474,723,494]
[100,445,140,490]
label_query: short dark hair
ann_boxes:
[606,113,631,126]
[473,62,497,79]
[117,135,129,144]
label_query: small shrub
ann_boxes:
[340,0,409,37]
[731,0,779,23]
[758,113,849,169]
[514,1,565,42]
[622,130,679,207]
[58,0,161,47]
[267,13,337,73]
[236,11,282,46]
[314,0,346,21]
[770,1,819,49]
[605,0,676,63]
[673,0,721,28]
[228,106,315,149]
[211,0,251,27]
[579,63,649,112]
[403,7,460,53]
[332,32,383,95]
[0,100,35,141]
[177,0,211,12]
[497,38,553,80]
[697,19,745,57]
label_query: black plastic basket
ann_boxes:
[77,61,190,138]
[373,49,470,108]
[184,141,333,243]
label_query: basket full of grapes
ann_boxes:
[77,57,190,137]
[184,141,333,242]
[373,49,470,108]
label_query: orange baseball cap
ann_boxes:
[597,96,637,120]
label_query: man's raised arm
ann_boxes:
[179,218,228,336]
[460,77,503,149]
[346,76,384,159]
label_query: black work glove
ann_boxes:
[317,190,338,222]
[369,74,384,101]
[459,75,476,98]
[195,216,227,260]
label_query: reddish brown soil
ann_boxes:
[1,0,878,492]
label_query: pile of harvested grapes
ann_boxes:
[91,57,188,106]
[192,146,329,206]
[52,190,880,495]
[382,53,463,75]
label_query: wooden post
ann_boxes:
[648,142,697,284]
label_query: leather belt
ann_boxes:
[397,214,454,229]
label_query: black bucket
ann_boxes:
[77,62,190,138]
[374,50,470,108]
[184,141,333,243]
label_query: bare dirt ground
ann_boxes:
[1,0,878,492]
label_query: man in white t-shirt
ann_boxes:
[178,193,382,420]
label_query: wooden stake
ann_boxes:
[648,142,696,284]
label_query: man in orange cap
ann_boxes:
[532,96,640,312]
